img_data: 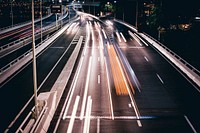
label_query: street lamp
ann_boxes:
[40,0,43,43]
[31,0,39,119]
[10,0,14,27]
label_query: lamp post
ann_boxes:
[31,0,39,119]
[10,0,14,27]
[135,0,138,29]
[40,0,43,43]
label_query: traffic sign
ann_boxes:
[51,5,62,13]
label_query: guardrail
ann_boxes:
[0,14,52,34]
[0,22,60,58]
[114,19,200,90]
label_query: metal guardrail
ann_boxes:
[0,14,52,34]
[16,101,47,133]
[0,22,59,57]
[142,32,200,76]
[0,24,61,74]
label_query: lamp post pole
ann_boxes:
[10,0,14,27]
[40,0,43,43]
[135,0,138,29]
[31,0,39,119]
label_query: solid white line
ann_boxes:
[67,96,80,133]
[98,75,101,84]
[184,115,197,133]
[80,57,92,120]
[104,57,114,120]
[120,32,127,42]
[144,56,149,62]
[156,73,164,84]
[63,57,84,119]
[97,118,100,133]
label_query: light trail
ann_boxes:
[104,57,114,120]
[102,29,107,39]
[67,96,80,133]
[120,32,127,42]
[80,57,92,120]
[116,31,122,43]
[63,57,84,119]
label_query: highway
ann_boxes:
[0,8,79,132]
[47,15,200,133]
[0,10,199,133]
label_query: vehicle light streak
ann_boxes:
[120,32,127,42]
[107,45,128,95]
[80,57,92,120]
[67,96,80,133]
[91,24,95,56]
[102,29,107,39]
[97,22,101,28]
[104,57,114,120]
[63,57,84,119]
[83,96,92,133]
[83,22,90,56]
[116,32,122,43]
[128,30,142,46]
[134,33,149,46]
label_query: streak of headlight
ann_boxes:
[63,57,84,119]
[104,57,114,120]
[116,31,122,42]
[80,57,92,120]
[67,96,80,133]
[83,96,92,133]
[67,22,76,34]
[97,22,101,28]
[134,33,148,46]
[91,24,95,56]
[128,30,142,46]
[102,29,107,39]
[120,32,127,42]
[84,21,90,56]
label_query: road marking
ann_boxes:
[128,103,132,108]
[184,115,197,133]
[120,32,127,42]
[97,118,100,133]
[80,57,92,120]
[104,57,114,120]
[63,57,84,119]
[144,56,149,62]
[98,75,101,84]
[156,73,164,84]
[83,96,92,133]
[67,96,80,133]
[50,47,65,49]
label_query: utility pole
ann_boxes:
[10,0,14,27]
[31,0,39,119]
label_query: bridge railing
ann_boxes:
[114,19,200,89]
[142,32,200,75]
[0,14,52,34]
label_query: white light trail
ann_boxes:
[67,96,80,133]
[120,32,127,42]
[102,29,107,39]
[63,57,84,119]
[116,32,122,42]
[134,33,148,46]
[83,96,92,133]
[128,30,142,46]
[80,57,92,120]
[104,57,114,120]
